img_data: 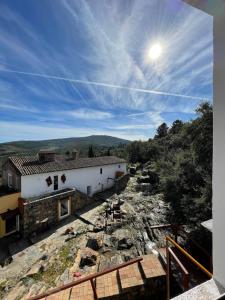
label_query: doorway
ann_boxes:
[5,215,19,236]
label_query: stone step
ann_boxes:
[96,270,120,299]
[42,254,167,300]
[70,280,95,300]
[119,261,144,293]
[46,288,71,300]
[140,254,166,280]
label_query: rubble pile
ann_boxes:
[0,165,173,299]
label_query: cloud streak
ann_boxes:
[0,67,209,101]
[0,0,213,142]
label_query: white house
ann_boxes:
[0,149,127,238]
[3,149,127,198]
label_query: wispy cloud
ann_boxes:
[0,0,213,142]
[0,67,208,101]
[0,121,145,142]
[69,108,113,120]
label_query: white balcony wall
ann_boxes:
[213,7,225,289]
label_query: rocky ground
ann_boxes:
[0,171,173,300]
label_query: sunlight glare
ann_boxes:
[149,43,162,61]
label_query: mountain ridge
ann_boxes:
[0,135,130,156]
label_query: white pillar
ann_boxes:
[213,9,225,289]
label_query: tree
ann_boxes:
[155,123,168,138]
[169,120,184,135]
[88,145,95,158]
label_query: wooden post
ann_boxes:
[183,273,189,291]
[166,240,171,300]
[90,278,98,299]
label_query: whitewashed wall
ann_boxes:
[183,0,225,289]
[21,163,126,198]
[213,7,225,289]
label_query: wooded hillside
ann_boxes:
[126,102,213,225]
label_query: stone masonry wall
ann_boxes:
[115,174,130,193]
[21,189,92,237]
[21,176,128,237]
[71,189,92,211]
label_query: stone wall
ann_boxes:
[71,189,92,211]
[115,174,130,193]
[21,176,128,237]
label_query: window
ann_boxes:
[8,173,12,188]
[87,186,92,196]
[100,168,102,174]
[16,176,20,190]
[59,199,70,219]
[118,165,121,168]
[54,175,58,190]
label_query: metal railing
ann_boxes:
[166,235,213,299]
[27,257,143,300]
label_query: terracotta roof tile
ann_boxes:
[9,155,126,176]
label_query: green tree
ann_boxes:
[88,145,95,158]
[155,123,168,138]
[169,120,184,135]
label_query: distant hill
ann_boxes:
[0,135,130,157]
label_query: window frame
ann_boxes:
[54,175,58,190]
[8,173,12,188]
[59,198,70,220]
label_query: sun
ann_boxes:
[148,43,163,61]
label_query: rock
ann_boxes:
[86,237,102,251]
[4,282,27,300]
[26,263,44,277]
[79,247,98,268]
[103,235,112,248]
[140,183,152,194]
[145,241,156,254]
[65,233,77,242]
[63,227,74,235]
[93,225,104,232]
[41,254,48,261]
[137,176,151,184]
[25,282,46,299]
[129,167,136,175]
[117,237,133,250]
[2,256,13,267]
[58,268,71,285]
[88,225,94,231]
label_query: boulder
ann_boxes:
[58,268,71,285]
[140,183,152,194]
[117,238,133,250]
[26,263,44,277]
[65,232,77,242]
[79,247,98,268]
[103,235,112,248]
[137,176,151,183]
[86,237,102,251]
[129,167,136,175]
[63,227,74,235]
[93,223,104,232]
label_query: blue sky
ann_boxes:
[0,0,213,142]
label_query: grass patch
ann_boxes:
[32,239,77,287]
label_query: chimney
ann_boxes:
[38,149,56,162]
[71,149,79,160]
